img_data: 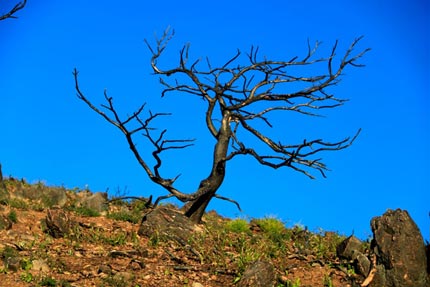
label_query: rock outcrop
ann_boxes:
[138,205,203,242]
[79,191,108,213]
[370,209,428,287]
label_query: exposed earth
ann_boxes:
[0,178,372,287]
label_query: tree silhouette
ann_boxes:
[0,0,26,21]
[73,28,369,223]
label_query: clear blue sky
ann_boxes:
[1,1,429,240]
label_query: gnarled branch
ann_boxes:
[73,69,194,202]
[75,30,368,223]
[0,0,26,21]
[146,31,368,180]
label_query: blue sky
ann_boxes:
[1,1,429,240]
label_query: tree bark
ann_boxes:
[183,111,232,223]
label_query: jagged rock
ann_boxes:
[79,192,108,213]
[138,206,203,242]
[44,209,76,238]
[238,260,275,287]
[337,235,363,259]
[355,251,371,277]
[370,209,428,287]
[427,244,430,274]
[336,235,371,277]
[370,264,387,287]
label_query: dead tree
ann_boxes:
[73,29,369,223]
[0,0,26,21]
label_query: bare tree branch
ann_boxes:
[146,31,369,182]
[0,0,26,21]
[73,68,197,202]
[75,31,369,223]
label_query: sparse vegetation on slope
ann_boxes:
[0,177,369,286]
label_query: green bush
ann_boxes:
[253,216,287,239]
[225,218,250,233]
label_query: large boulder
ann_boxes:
[79,192,108,213]
[138,206,203,242]
[370,209,428,287]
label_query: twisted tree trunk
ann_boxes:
[183,111,232,223]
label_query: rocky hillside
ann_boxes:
[0,175,428,287]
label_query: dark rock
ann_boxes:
[427,243,430,274]
[238,260,275,287]
[355,252,371,277]
[371,208,428,287]
[370,264,387,287]
[138,206,203,242]
[336,235,371,277]
[44,209,76,238]
[337,235,363,259]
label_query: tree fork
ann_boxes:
[74,31,368,224]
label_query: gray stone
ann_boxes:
[138,206,203,242]
[370,208,428,287]
[80,192,108,212]
[355,252,371,276]
[238,260,275,287]
[336,235,363,259]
